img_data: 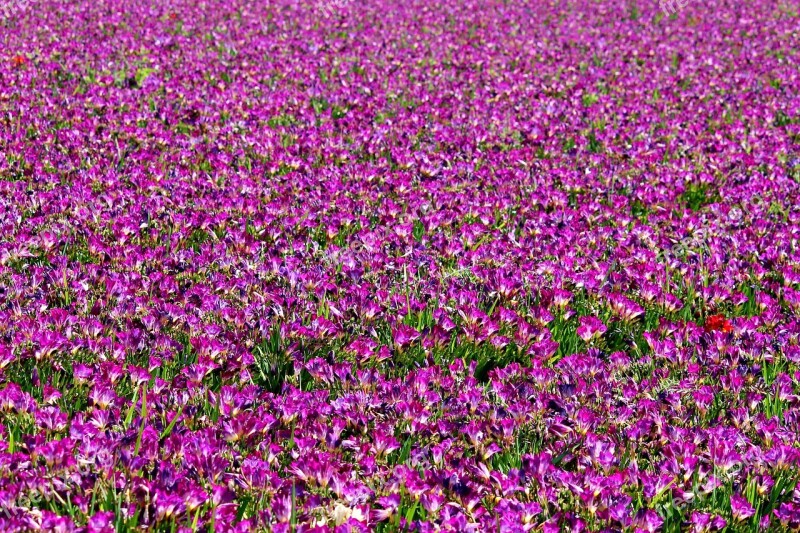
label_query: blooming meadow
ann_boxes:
[1,0,800,531]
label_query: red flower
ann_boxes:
[11,55,26,67]
[704,314,733,333]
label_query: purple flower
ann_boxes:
[730,493,755,521]
[576,316,607,343]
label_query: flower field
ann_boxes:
[2,0,800,530]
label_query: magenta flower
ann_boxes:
[576,316,607,342]
[0,0,798,530]
[392,324,420,349]
[730,493,755,522]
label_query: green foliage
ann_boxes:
[252,326,293,393]
[680,183,720,211]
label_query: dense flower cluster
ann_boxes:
[1,0,800,530]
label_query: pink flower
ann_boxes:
[577,316,607,342]
[730,493,755,521]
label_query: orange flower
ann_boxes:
[11,55,27,67]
